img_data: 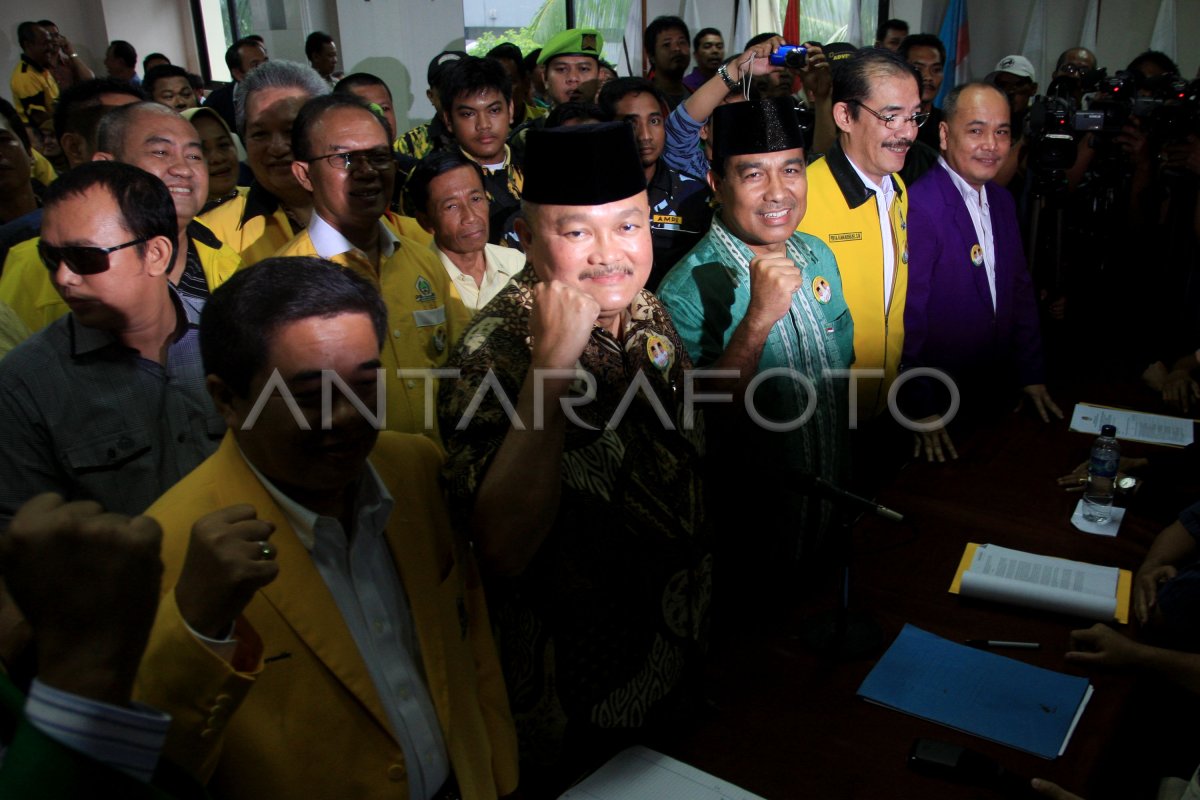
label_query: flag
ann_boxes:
[934,0,969,109]
[1079,0,1100,53]
[1150,0,1176,59]
[1020,0,1046,88]
[783,0,801,45]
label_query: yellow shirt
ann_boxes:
[274,211,471,441]
[0,221,244,336]
[10,55,59,130]
[799,145,909,418]
[30,149,56,187]
[198,183,300,267]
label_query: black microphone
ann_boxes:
[793,472,905,523]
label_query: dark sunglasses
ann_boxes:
[38,237,150,276]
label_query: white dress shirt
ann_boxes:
[244,454,451,800]
[431,241,525,311]
[845,155,899,313]
[939,156,997,310]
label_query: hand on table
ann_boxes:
[911,415,958,463]
[1065,623,1144,669]
[1160,368,1200,413]
[1133,563,1176,626]
[1015,384,1064,422]
[1030,778,1086,799]
[1055,457,1149,492]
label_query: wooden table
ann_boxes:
[669,385,1196,799]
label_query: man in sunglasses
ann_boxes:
[0,161,224,530]
[799,48,921,466]
[276,94,469,440]
[0,102,243,334]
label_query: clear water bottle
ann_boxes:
[1083,424,1120,523]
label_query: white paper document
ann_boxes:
[1069,500,1126,537]
[559,746,766,800]
[960,544,1119,621]
[1069,403,1194,447]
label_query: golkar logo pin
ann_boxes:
[415,275,436,303]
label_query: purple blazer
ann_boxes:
[902,164,1045,416]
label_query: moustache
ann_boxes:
[580,265,636,280]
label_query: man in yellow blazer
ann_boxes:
[134,259,519,800]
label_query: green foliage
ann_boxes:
[467,29,543,58]
[466,0,634,63]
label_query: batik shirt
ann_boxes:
[439,266,710,766]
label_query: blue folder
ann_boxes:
[857,624,1092,759]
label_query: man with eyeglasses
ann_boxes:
[799,48,923,432]
[276,94,469,439]
[0,161,224,530]
[1053,48,1097,82]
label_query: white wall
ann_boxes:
[1,0,199,79]
[335,0,466,132]
[100,0,198,73]
[1,0,110,75]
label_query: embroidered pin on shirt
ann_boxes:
[415,275,436,303]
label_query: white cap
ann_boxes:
[994,54,1036,82]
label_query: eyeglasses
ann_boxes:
[38,237,149,276]
[1059,64,1089,76]
[850,100,931,129]
[306,148,395,171]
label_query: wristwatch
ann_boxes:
[717,63,741,91]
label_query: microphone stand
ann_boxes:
[792,472,904,660]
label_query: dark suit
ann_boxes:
[902,162,1045,420]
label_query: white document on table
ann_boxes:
[558,746,766,800]
[1069,403,1194,447]
[960,544,1119,622]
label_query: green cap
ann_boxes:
[537,28,604,65]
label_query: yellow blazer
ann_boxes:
[135,431,519,800]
